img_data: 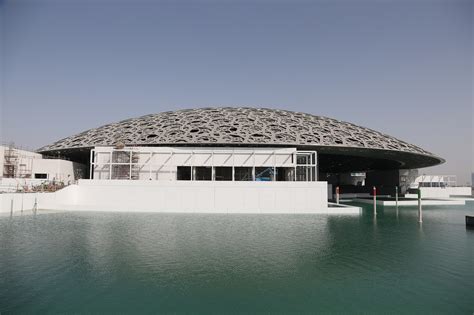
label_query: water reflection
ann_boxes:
[1,204,473,313]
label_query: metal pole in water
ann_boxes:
[373,186,377,215]
[336,186,340,204]
[418,188,422,223]
[10,198,14,216]
[395,186,398,207]
[33,197,38,214]
[395,185,399,218]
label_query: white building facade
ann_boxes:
[91,146,318,183]
[0,145,86,192]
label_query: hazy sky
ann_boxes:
[1,0,472,184]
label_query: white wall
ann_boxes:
[0,145,42,178]
[31,159,85,183]
[406,186,473,199]
[445,187,472,196]
[0,145,85,182]
[0,185,78,213]
[74,180,327,213]
[1,180,331,214]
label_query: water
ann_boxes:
[1,202,473,314]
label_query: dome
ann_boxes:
[38,107,444,170]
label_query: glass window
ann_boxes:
[255,167,274,181]
[297,153,310,165]
[34,173,48,179]
[235,167,253,181]
[177,166,191,180]
[276,167,294,181]
[112,151,130,163]
[215,167,232,181]
[194,166,212,181]
[296,166,311,181]
[112,165,130,179]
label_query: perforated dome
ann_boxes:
[38,107,443,169]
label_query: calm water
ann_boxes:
[1,202,473,314]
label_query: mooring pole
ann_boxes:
[33,197,38,214]
[336,186,340,204]
[10,199,14,216]
[418,188,422,223]
[395,186,398,208]
[373,186,377,215]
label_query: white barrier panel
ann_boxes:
[1,180,337,214]
[445,187,472,196]
[74,180,328,213]
[0,185,78,213]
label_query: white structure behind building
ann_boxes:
[0,145,86,192]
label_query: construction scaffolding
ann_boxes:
[2,144,33,178]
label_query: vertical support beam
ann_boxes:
[294,152,297,182]
[336,186,340,204]
[89,149,93,179]
[129,151,132,180]
[252,150,256,181]
[149,152,152,180]
[315,151,318,181]
[191,151,194,181]
[212,152,214,181]
[373,186,377,215]
[418,188,423,223]
[109,151,112,180]
[273,151,276,182]
[232,149,235,182]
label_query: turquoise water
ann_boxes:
[1,202,473,314]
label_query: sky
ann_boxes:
[1,0,473,184]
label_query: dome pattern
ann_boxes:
[38,107,435,157]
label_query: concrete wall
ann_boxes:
[0,145,85,183]
[445,186,472,196]
[74,180,328,213]
[1,180,329,214]
[404,186,473,199]
[0,185,78,213]
[31,159,85,183]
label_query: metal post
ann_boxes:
[336,186,340,204]
[149,152,152,180]
[418,188,422,223]
[10,198,13,216]
[33,197,38,214]
[395,186,398,208]
[129,151,132,180]
[373,186,377,215]
[89,149,93,179]
[109,151,112,180]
